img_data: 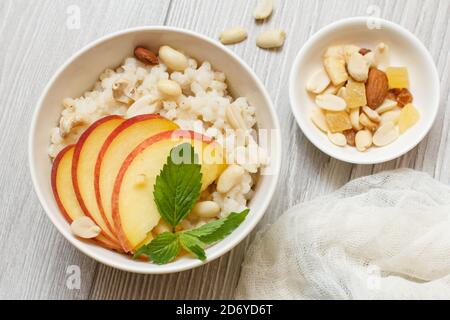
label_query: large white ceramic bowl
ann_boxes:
[29,27,281,274]
[289,17,440,164]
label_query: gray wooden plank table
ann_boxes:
[0,0,449,299]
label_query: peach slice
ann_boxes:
[72,116,125,244]
[95,114,179,236]
[51,145,121,251]
[112,130,226,252]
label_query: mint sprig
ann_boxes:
[153,143,202,228]
[184,210,249,244]
[133,209,249,264]
[133,232,180,264]
[133,143,249,264]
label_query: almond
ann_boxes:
[134,47,159,65]
[365,67,388,109]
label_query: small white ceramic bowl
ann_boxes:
[29,27,281,274]
[289,17,440,164]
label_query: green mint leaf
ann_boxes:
[132,232,180,265]
[184,209,249,244]
[179,233,207,261]
[153,143,202,228]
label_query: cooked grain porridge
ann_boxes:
[49,47,268,226]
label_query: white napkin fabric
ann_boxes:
[235,169,450,299]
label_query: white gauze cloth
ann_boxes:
[235,169,450,299]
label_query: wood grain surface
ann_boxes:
[0,0,449,299]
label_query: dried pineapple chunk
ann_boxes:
[325,110,352,133]
[386,67,409,89]
[398,103,420,133]
[344,81,367,109]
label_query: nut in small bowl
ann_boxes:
[289,17,440,164]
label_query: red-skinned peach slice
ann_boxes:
[112,130,227,252]
[51,145,121,251]
[94,114,179,236]
[72,115,125,245]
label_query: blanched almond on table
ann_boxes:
[220,27,247,45]
[323,46,348,86]
[350,107,362,130]
[315,94,347,111]
[306,69,331,94]
[347,52,370,82]
[375,99,397,114]
[373,122,399,146]
[253,0,273,20]
[398,103,420,133]
[380,107,401,125]
[256,29,286,49]
[343,129,356,146]
[355,130,373,152]
[327,132,347,147]
[344,81,367,109]
[365,67,388,109]
[359,113,378,131]
[134,47,159,65]
[311,108,328,132]
[70,217,101,239]
[325,110,352,133]
[362,106,381,123]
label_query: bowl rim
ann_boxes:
[28,26,281,274]
[289,16,440,165]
